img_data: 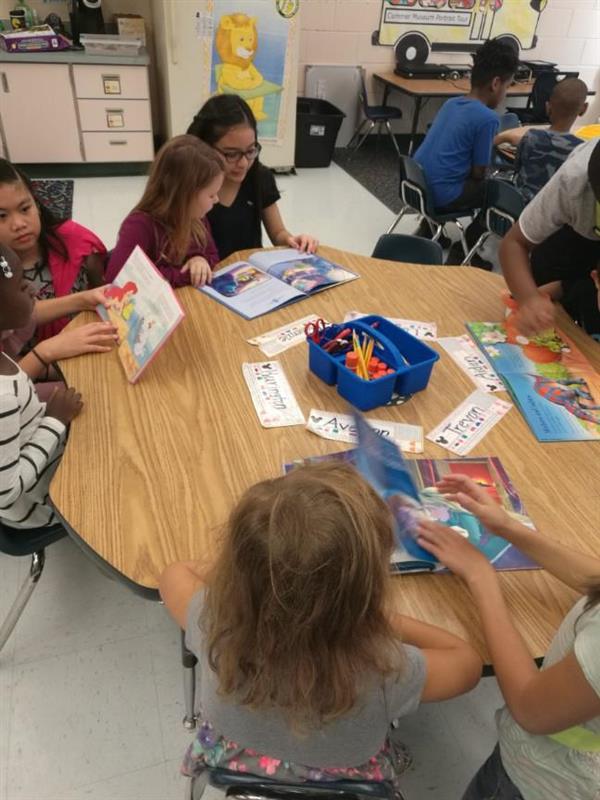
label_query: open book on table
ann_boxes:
[200,248,358,320]
[467,321,600,442]
[97,245,185,384]
[285,413,537,574]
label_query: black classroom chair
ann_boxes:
[0,520,66,653]
[461,179,525,265]
[202,766,408,800]
[387,156,474,259]
[347,70,403,158]
[372,233,444,266]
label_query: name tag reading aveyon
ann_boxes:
[242,361,306,428]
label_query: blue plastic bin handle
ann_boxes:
[349,320,407,372]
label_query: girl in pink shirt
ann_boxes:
[0,159,117,390]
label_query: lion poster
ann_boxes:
[210,0,293,141]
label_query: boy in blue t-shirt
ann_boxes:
[414,39,518,265]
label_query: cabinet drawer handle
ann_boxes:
[109,140,128,146]
[1,72,8,93]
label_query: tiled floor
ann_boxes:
[0,163,503,800]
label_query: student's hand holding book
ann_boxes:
[76,285,112,312]
[417,518,494,589]
[434,474,513,534]
[428,474,600,594]
[417,475,520,587]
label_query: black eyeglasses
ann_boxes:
[215,143,262,164]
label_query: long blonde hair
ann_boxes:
[201,461,404,730]
[135,135,223,264]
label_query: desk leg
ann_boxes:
[382,84,391,106]
[408,96,423,156]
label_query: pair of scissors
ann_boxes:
[304,318,327,343]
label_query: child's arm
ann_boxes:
[538,280,563,301]
[470,117,499,181]
[32,286,110,325]
[434,474,600,592]
[18,322,118,380]
[262,203,319,254]
[494,127,529,147]
[83,252,106,287]
[159,560,212,629]
[390,613,482,701]
[417,520,600,734]
[0,391,65,508]
[106,214,191,288]
[499,223,555,335]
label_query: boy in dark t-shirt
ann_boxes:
[495,78,588,203]
[414,39,518,266]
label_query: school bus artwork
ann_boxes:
[374,0,548,65]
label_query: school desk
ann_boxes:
[372,72,536,155]
[50,247,599,663]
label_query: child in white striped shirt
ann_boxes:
[0,245,83,530]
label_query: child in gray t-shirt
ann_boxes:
[159,462,482,796]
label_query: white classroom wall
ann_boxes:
[298,0,600,132]
[0,1,596,138]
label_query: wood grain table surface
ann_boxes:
[50,246,600,660]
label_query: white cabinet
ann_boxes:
[0,58,154,164]
[0,63,82,163]
[73,64,153,162]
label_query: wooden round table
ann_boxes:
[51,246,599,661]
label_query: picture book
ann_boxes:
[467,321,600,442]
[200,249,358,320]
[97,245,185,383]
[285,413,537,574]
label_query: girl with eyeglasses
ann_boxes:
[188,95,318,260]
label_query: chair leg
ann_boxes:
[0,550,45,654]
[346,118,367,150]
[454,219,470,258]
[181,630,198,730]
[386,206,407,235]
[461,233,489,265]
[353,120,376,155]
[384,119,401,158]
[429,222,444,242]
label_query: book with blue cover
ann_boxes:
[200,248,358,320]
[285,413,538,574]
[467,322,600,442]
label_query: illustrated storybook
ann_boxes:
[199,248,358,320]
[97,245,185,383]
[285,413,537,574]
[467,322,600,442]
